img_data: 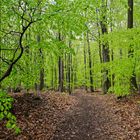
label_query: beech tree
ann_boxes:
[100,0,111,94]
[128,0,138,91]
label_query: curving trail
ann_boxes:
[53,90,140,140]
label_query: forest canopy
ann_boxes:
[0,0,140,94]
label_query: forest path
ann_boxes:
[53,89,140,140]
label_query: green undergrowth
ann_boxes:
[0,90,20,135]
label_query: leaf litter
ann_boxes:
[0,89,140,140]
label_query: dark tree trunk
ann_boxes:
[54,63,57,91]
[58,56,64,92]
[65,54,68,89]
[120,49,123,59]
[101,42,111,93]
[96,8,103,89]
[38,40,44,91]
[83,38,88,91]
[128,0,138,91]
[51,55,54,89]
[58,32,64,92]
[111,49,115,87]
[39,68,44,91]
[109,4,115,88]
[68,41,72,94]
[71,60,74,91]
[39,68,44,90]
[98,33,102,64]
[73,54,77,90]
[96,8,102,63]
[87,32,94,92]
[128,0,133,29]
[100,0,111,94]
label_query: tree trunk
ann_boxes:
[58,32,64,92]
[96,8,103,89]
[38,35,44,91]
[58,56,64,92]
[83,38,88,91]
[51,55,54,89]
[96,8,102,63]
[54,63,57,90]
[128,0,138,91]
[87,31,94,92]
[100,0,111,94]
[68,41,72,94]
[73,55,77,90]
[39,68,44,90]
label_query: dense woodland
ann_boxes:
[0,0,140,139]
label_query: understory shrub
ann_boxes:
[0,90,20,134]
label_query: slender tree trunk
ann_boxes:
[96,8,102,63]
[100,0,111,94]
[73,55,77,90]
[96,8,103,89]
[51,66,54,90]
[58,33,64,92]
[51,55,54,89]
[128,0,133,29]
[128,0,138,91]
[39,67,44,90]
[65,54,68,90]
[68,41,72,94]
[58,56,64,92]
[39,48,44,91]
[37,33,44,91]
[83,38,88,91]
[109,4,115,88]
[87,31,94,92]
[54,62,57,91]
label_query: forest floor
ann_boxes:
[0,89,140,140]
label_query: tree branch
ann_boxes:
[0,21,34,82]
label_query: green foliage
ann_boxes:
[0,90,20,134]
[0,0,140,96]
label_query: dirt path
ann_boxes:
[0,90,139,140]
[53,91,140,140]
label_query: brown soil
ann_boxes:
[0,92,77,140]
[54,90,140,140]
[0,89,140,140]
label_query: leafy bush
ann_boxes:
[0,90,20,134]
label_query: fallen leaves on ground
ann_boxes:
[54,90,140,140]
[0,90,140,140]
[0,92,77,140]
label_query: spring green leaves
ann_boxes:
[0,90,20,134]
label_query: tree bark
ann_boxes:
[38,34,44,91]
[39,67,44,90]
[100,0,111,94]
[68,41,72,94]
[58,56,64,92]
[87,31,94,92]
[83,38,88,91]
[128,0,138,91]
[58,32,64,92]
